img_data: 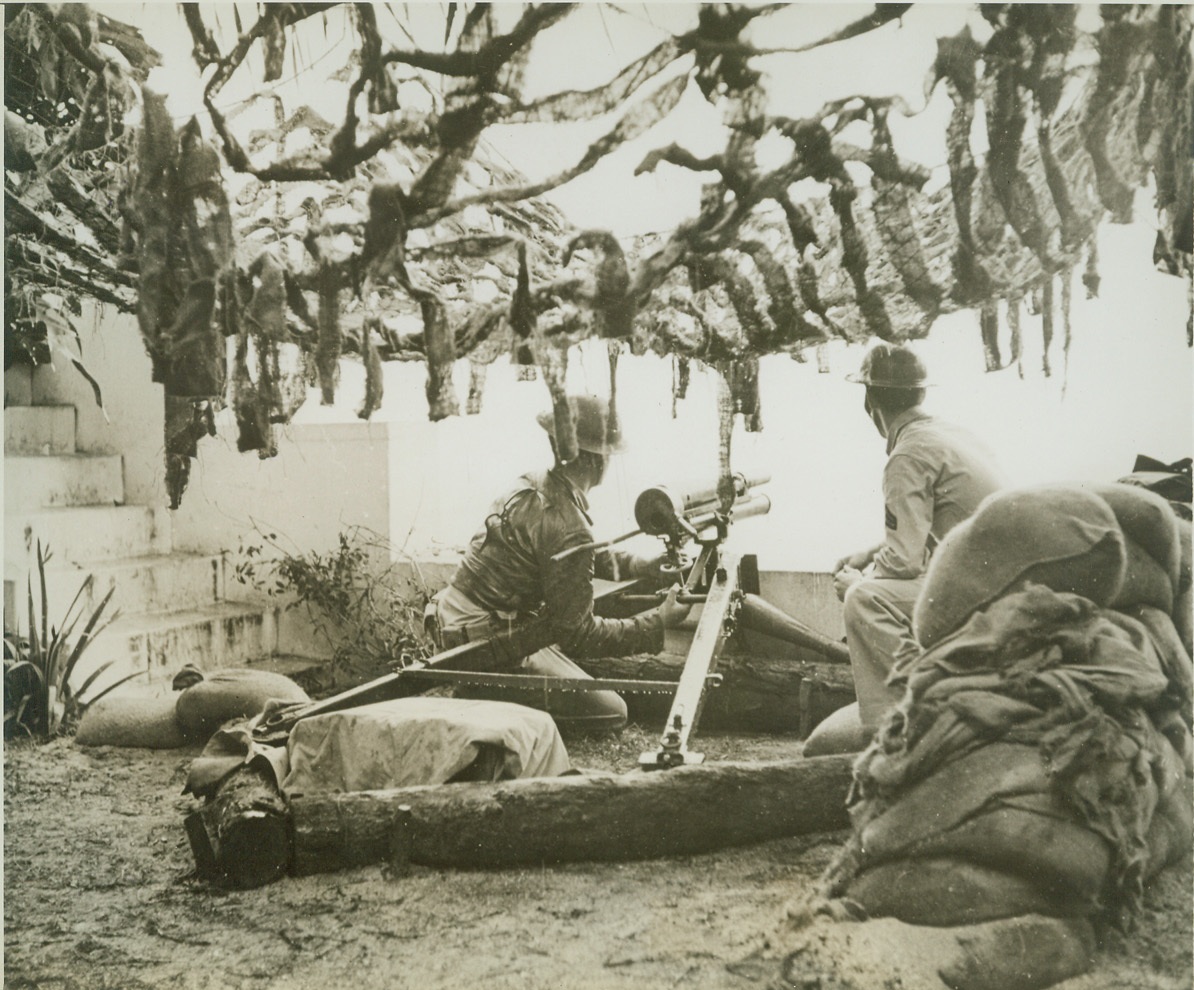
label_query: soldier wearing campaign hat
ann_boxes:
[809,343,1003,752]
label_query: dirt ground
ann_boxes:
[4,725,1191,990]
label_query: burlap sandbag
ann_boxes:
[175,669,309,742]
[842,857,1083,926]
[1089,483,1181,584]
[851,743,1112,913]
[779,911,1096,990]
[1086,483,1180,613]
[76,693,188,749]
[915,486,1127,650]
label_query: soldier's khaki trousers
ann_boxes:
[842,576,923,729]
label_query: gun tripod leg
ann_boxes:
[640,551,742,770]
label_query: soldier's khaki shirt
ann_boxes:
[872,408,1003,581]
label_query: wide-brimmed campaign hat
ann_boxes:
[846,342,932,388]
[536,394,625,454]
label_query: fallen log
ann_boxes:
[578,651,855,735]
[290,754,855,876]
[184,762,289,889]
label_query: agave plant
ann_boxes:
[2,541,132,739]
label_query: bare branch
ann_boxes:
[636,143,725,176]
[686,4,914,59]
[180,4,221,67]
[378,3,574,79]
[506,38,685,124]
[412,76,688,228]
[203,4,337,101]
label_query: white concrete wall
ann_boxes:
[170,418,393,558]
[23,302,168,508]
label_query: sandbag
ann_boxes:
[1175,517,1192,655]
[853,743,1112,911]
[1176,587,1193,660]
[915,486,1126,649]
[1178,517,1192,593]
[1111,537,1176,613]
[778,913,1095,990]
[76,692,188,749]
[175,668,309,742]
[802,701,870,757]
[1087,482,1182,591]
[843,858,1083,926]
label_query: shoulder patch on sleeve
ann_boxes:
[885,505,898,530]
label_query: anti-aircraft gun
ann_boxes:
[594,474,849,768]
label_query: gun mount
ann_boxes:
[620,474,850,768]
[624,474,769,770]
[633,473,770,580]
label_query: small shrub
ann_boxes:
[3,542,130,739]
[234,527,431,687]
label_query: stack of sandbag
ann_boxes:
[76,667,309,749]
[822,483,1193,931]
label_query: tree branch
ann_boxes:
[378,3,574,78]
[686,4,913,60]
[411,75,688,228]
[180,4,221,68]
[506,38,685,124]
[202,4,337,102]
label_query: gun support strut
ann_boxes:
[640,551,743,770]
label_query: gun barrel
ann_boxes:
[678,473,770,514]
[684,493,771,533]
[635,474,770,537]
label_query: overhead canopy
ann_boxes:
[5,4,1191,506]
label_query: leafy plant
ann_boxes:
[234,527,431,688]
[3,541,130,739]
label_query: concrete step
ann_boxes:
[5,453,124,510]
[42,552,227,618]
[5,405,76,455]
[5,505,171,567]
[86,601,281,685]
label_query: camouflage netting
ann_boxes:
[5,4,1192,507]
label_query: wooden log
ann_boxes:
[290,754,855,876]
[578,650,855,735]
[185,763,289,889]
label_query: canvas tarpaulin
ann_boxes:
[184,696,570,799]
[281,697,571,794]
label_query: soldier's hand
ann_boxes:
[657,584,692,628]
[833,566,863,602]
[832,549,872,574]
